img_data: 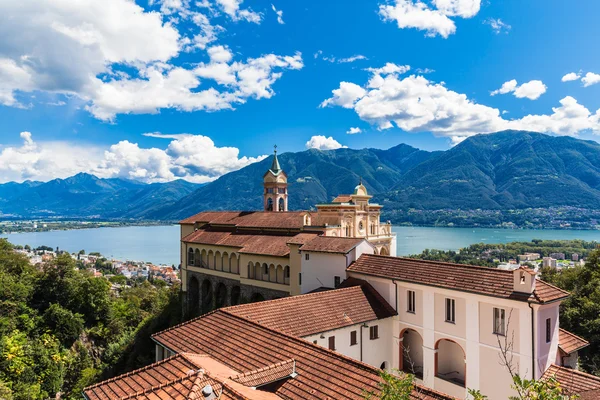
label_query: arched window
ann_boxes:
[278,197,285,211]
[188,248,194,266]
[267,198,274,211]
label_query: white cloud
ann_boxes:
[491,79,546,100]
[0,132,266,184]
[315,53,368,64]
[86,49,304,121]
[319,82,367,109]
[0,0,300,120]
[484,18,511,34]
[271,4,284,24]
[321,64,600,142]
[366,63,411,75]
[379,0,456,38]
[379,0,481,38]
[0,132,104,183]
[305,135,347,150]
[215,0,262,23]
[562,72,581,82]
[346,127,362,134]
[582,72,600,87]
[432,0,480,18]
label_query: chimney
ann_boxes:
[202,384,217,400]
[513,266,536,294]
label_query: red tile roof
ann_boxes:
[231,359,295,388]
[180,211,309,230]
[558,328,589,354]
[224,281,396,337]
[347,254,569,304]
[541,364,600,398]
[299,236,366,254]
[332,195,353,203]
[182,230,318,257]
[82,354,229,400]
[152,310,454,400]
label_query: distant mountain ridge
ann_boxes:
[4,131,600,227]
[0,173,201,219]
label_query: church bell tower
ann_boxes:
[263,145,288,212]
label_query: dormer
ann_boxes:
[513,266,536,294]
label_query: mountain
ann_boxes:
[5,131,600,226]
[0,173,201,219]
[147,144,437,220]
[382,131,600,210]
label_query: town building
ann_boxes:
[549,252,566,260]
[543,257,558,268]
[518,252,540,262]
[179,148,395,314]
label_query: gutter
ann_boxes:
[529,302,535,379]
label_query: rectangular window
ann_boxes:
[305,253,310,260]
[407,290,416,313]
[493,307,506,336]
[445,298,455,323]
[546,318,551,343]
[369,325,379,340]
[350,330,357,346]
[334,276,341,288]
[299,273,302,285]
[328,336,336,351]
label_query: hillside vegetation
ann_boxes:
[0,239,182,399]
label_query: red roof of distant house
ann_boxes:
[150,310,455,400]
[182,230,318,257]
[558,328,589,354]
[224,281,396,337]
[332,194,353,203]
[347,254,569,304]
[541,364,600,399]
[180,211,310,230]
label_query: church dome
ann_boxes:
[354,183,368,196]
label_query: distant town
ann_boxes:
[13,244,180,289]
[0,219,169,234]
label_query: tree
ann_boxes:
[364,369,415,400]
[43,304,84,347]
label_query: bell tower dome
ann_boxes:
[263,145,288,212]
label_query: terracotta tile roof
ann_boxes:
[152,310,454,400]
[231,359,296,388]
[82,354,225,400]
[347,254,569,304]
[299,236,366,254]
[182,230,318,257]
[332,195,353,203]
[541,364,600,398]
[224,282,396,337]
[180,211,244,225]
[180,211,309,230]
[558,328,589,354]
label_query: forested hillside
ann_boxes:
[0,239,183,399]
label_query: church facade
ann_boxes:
[179,148,396,315]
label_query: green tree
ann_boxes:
[43,304,84,347]
[364,369,415,400]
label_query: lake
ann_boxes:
[2,225,600,266]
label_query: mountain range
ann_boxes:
[4,130,600,226]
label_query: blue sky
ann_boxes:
[1,0,600,183]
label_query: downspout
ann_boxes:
[529,302,535,379]
[392,280,399,312]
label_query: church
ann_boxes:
[179,147,396,313]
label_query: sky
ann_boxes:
[1,0,600,184]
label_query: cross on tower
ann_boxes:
[274,144,277,154]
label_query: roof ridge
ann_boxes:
[361,253,518,274]
[231,358,295,381]
[83,354,188,390]
[116,370,203,400]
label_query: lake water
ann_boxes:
[2,225,600,266]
